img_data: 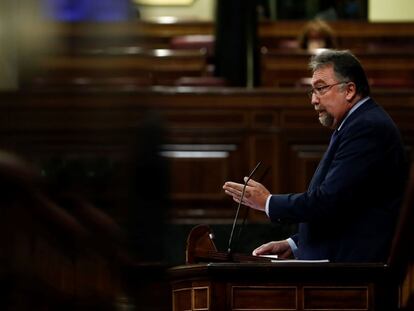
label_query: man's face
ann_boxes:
[310,65,352,129]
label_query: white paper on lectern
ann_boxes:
[258,254,279,259]
[270,259,330,263]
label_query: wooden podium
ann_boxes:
[169,261,397,311]
[168,225,398,311]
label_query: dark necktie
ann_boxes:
[328,130,339,149]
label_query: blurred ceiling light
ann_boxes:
[135,0,194,5]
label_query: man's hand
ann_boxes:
[222,178,270,212]
[252,240,293,259]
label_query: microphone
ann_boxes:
[234,165,270,251]
[227,162,262,254]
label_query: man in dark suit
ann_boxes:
[223,49,408,262]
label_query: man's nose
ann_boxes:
[311,93,319,106]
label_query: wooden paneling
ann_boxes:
[231,286,297,310]
[303,286,369,310]
[288,145,325,192]
[0,88,413,224]
[193,287,209,310]
[164,147,231,200]
[172,285,210,311]
[173,288,192,311]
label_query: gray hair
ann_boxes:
[309,49,370,97]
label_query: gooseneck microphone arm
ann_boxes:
[227,162,262,254]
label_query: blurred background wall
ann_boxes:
[369,0,414,22]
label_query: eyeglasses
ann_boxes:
[307,81,348,98]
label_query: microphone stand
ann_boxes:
[227,162,262,255]
[234,166,271,252]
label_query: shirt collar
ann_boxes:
[337,96,370,131]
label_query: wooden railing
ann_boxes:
[35,21,214,50]
[34,20,414,51]
[21,47,209,89]
[260,49,414,87]
[18,20,414,89]
[259,21,414,51]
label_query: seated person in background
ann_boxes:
[298,19,337,53]
[223,50,408,263]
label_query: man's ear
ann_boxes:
[345,82,357,102]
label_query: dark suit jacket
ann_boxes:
[268,98,408,262]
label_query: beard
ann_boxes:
[318,111,335,128]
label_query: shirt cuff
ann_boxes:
[265,194,271,217]
[286,237,299,259]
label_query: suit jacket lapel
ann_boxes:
[308,130,339,191]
